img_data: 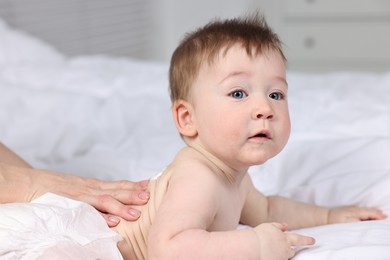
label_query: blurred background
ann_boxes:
[0,0,389,72]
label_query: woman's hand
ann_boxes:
[0,163,150,227]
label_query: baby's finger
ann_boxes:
[358,208,387,220]
[286,233,315,247]
[270,222,288,231]
[288,248,296,260]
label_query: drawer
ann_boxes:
[284,0,390,17]
[282,22,390,63]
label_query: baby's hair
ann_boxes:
[169,12,285,103]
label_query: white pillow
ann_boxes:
[0,18,65,65]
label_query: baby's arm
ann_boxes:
[148,164,255,259]
[327,206,387,224]
[267,197,386,230]
[240,176,386,230]
[148,164,313,260]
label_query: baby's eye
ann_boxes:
[269,92,284,100]
[230,90,247,99]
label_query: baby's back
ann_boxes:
[113,170,171,259]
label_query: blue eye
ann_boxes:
[269,92,284,100]
[230,90,247,99]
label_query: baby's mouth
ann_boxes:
[250,130,271,140]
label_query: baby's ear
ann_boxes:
[172,100,197,137]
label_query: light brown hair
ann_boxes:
[169,12,285,104]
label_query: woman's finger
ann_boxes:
[93,179,149,191]
[84,194,143,222]
[89,188,150,205]
[101,213,121,227]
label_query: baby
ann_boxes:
[113,13,386,259]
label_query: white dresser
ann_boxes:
[280,0,390,72]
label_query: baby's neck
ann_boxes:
[184,145,248,185]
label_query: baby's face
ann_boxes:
[189,44,290,170]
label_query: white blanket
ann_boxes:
[0,193,122,259]
[1,18,390,259]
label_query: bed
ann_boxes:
[1,18,390,259]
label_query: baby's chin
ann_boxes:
[245,157,271,167]
[247,149,281,165]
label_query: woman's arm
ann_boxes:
[0,142,31,168]
[0,142,149,226]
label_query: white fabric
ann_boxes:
[1,17,390,259]
[0,193,123,259]
[0,19,65,65]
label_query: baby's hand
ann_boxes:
[254,222,315,260]
[328,206,387,224]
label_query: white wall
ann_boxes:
[0,0,284,63]
[0,0,154,59]
[4,1,386,71]
[148,0,283,62]
[147,0,390,72]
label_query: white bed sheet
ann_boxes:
[1,18,390,259]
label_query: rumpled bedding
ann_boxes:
[0,193,122,259]
[1,18,390,259]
